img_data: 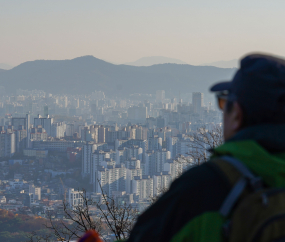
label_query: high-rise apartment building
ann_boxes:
[82,142,96,177]
[132,175,153,201]
[116,148,128,165]
[0,129,16,158]
[143,150,155,176]
[192,92,204,113]
[95,164,127,195]
[68,189,83,207]
[65,124,75,137]
[51,122,66,138]
[90,125,99,143]
[34,115,53,136]
[156,90,165,103]
[126,145,143,161]
[26,114,31,148]
[81,127,92,141]
[11,117,26,128]
[0,131,5,157]
[126,166,142,193]
[153,172,172,196]
[98,126,106,143]
[29,184,41,200]
[64,96,68,108]
[30,126,48,141]
[148,136,162,151]
[15,125,27,152]
[166,136,179,158]
[155,149,171,173]
[91,150,108,184]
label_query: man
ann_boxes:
[127,53,285,242]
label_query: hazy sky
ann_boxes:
[1,0,285,66]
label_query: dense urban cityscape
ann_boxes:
[0,87,222,240]
[2,0,284,241]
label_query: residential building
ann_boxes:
[132,175,153,201]
[82,142,96,177]
[68,189,83,207]
[192,92,204,114]
[34,115,53,136]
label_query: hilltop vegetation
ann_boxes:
[0,209,48,242]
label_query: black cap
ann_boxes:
[210,53,285,125]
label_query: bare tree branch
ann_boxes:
[178,125,223,166]
[96,179,138,240]
[26,189,103,242]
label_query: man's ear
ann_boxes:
[231,102,244,131]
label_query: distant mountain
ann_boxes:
[201,59,239,68]
[125,56,188,66]
[0,63,13,70]
[0,69,6,73]
[0,55,236,97]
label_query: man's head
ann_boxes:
[211,53,285,141]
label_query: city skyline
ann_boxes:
[1,1,284,241]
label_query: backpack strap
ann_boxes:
[221,156,263,191]
[216,156,263,217]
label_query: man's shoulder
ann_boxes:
[170,161,231,195]
[128,161,231,242]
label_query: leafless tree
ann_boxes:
[46,190,103,241]
[186,124,223,165]
[26,189,102,242]
[26,182,138,242]
[96,181,138,241]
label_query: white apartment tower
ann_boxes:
[68,189,83,207]
[95,164,127,196]
[132,175,153,200]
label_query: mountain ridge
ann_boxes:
[201,59,239,68]
[0,55,236,97]
[124,56,188,66]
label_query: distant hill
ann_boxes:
[0,69,6,73]
[201,59,239,68]
[0,63,13,70]
[0,55,236,97]
[125,56,188,66]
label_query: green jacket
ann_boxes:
[127,124,285,242]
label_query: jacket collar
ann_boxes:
[212,125,285,187]
[227,124,285,153]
